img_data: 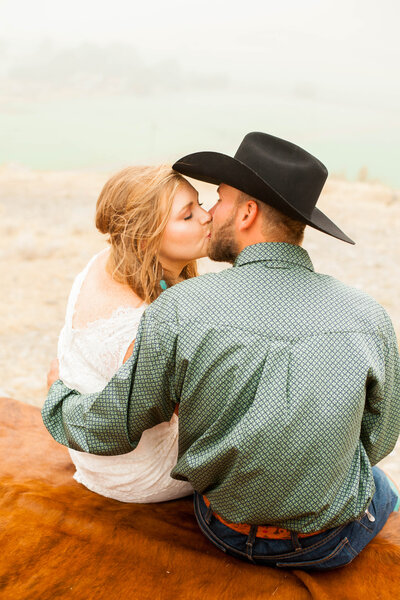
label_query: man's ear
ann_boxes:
[237,200,259,231]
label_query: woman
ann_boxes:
[56,165,211,502]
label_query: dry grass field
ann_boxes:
[0,165,399,481]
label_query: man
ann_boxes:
[43,132,400,570]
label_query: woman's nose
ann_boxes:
[200,208,212,224]
[208,203,217,217]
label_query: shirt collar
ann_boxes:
[234,242,314,272]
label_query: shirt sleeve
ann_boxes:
[42,298,179,455]
[360,325,400,466]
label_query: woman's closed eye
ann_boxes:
[183,202,203,220]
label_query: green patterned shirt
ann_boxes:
[43,243,400,533]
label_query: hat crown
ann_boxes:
[234,132,328,216]
[172,131,354,244]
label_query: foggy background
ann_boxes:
[1,0,399,184]
[1,1,400,481]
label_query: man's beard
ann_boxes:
[207,210,240,264]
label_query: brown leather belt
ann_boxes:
[202,496,326,540]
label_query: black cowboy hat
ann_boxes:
[173,132,354,244]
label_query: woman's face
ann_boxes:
[159,181,211,273]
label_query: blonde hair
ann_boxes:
[96,165,198,303]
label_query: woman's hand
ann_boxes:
[47,358,60,391]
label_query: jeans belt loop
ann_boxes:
[290,531,303,551]
[205,503,213,525]
[245,525,258,561]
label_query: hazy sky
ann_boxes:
[1,0,399,103]
[1,0,399,181]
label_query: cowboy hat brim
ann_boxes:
[173,151,354,245]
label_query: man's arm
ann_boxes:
[42,301,179,455]
[360,327,400,466]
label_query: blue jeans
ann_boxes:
[194,466,399,571]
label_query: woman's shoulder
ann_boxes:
[66,248,146,331]
[66,248,110,307]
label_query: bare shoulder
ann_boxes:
[72,250,144,329]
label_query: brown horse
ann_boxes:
[1,397,399,600]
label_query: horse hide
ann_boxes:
[0,397,399,600]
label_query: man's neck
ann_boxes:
[236,237,303,254]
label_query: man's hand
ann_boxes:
[47,359,60,391]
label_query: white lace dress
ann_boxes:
[57,249,193,502]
